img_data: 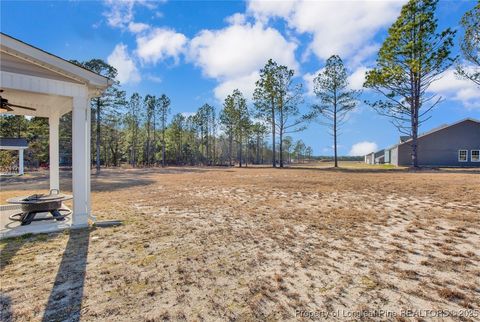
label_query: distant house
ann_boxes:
[366,118,480,167]
[365,149,385,165]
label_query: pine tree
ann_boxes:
[456,2,479,86]
[364,0,456,167]
[310,55,359,168]
[220,93,236,166]
[254,59,306,168]
[144,95,156,166]
[157,94,171,167]
[254,59,279,167]
[127,93,142,167]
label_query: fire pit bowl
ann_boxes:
[7,189,73,225]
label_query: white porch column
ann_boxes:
[49,114,60,190]
[18,149,24,175]
[72,94,90,228]
[86,105,92,215]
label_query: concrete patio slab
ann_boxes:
[0,205,72,239]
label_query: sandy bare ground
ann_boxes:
[1,165,479,321]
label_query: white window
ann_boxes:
[458,150,468,162]
[471,150,480,162]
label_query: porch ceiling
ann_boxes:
[1,88,72,118]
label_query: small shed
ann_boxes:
[0,137,28,175]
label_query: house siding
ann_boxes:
[365,153,375,164]
[397,144,412,166]
[390,147,399,166]
[397,120,480,167]
[384,149,391,163]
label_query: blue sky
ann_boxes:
[1,0,479,156]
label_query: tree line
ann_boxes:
[0,96,314,170]
[1,0,478,170]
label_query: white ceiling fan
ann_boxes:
[0,89,36,113]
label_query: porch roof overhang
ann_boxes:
[1,32,113,117]
[0,33,113,237]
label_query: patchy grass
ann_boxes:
[1,166,479,321]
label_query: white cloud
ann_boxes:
[348,67,369,90]
[214,71,260,102]
[103,0,135,29]
[247,0,405,61]
[103,0,160,30]
[247,1,296,23]
[128,21,150,33]
[225,13,247,25]
[104,1,187,65]
[349,141,378,156]
[349,43,380,68]
[428,68,480,109]
[303,68,323,97]
[146,74,162,83]
[189,23,298,80]
[136,28,188,64]
[107,43,140,84]
[188,22,298,101]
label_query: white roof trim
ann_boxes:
[0,146,27,150]
[0,33,113,89]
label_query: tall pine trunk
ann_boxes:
[146,123,150,166]
[261,142,264,164]
[212,136,216,166]
[279,131,283,167]
[238,137,243,167]
[161,115,166,167]
[245,136,248,167]
[162,129,166,167]
[256,135,260,164]
[333,93,338,168]
[271,98,276,168]
[279,105,284,167]
[333,123,338,167]
[410,6,420,169]
[411,107,419,168]
[229,134,233,166]
[152,113,156,166]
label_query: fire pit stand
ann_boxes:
[7,189,73,226]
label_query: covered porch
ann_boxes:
[0,33,112,238]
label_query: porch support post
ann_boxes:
[18,149,24,175]
[49,114,60,190]
[72,94,90,228]
[86,105,92,215]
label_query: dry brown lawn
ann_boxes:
[1,165,479,321]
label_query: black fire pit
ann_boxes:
[7,189,73,225]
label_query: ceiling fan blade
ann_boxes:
[0,95,36,112]
[7,103,37,111]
